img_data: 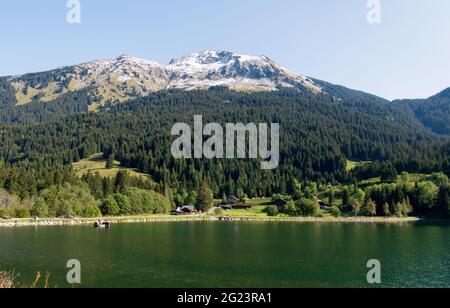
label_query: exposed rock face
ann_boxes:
[6,50,324,106]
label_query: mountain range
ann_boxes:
[1,50,450,202]
[1,50,387,107]
[0,50,449,136]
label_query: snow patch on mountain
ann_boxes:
[7,51,323,105]
[166,51,322,93]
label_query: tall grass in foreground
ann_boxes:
[0,271,52,288]
[0,271,16,288]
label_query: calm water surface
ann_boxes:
[0,221,449,288]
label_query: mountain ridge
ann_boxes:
[2,50,449,137]
[429,87,450,100]
[393,86,450,135]
[1,50,388,106]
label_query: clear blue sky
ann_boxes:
[1,0,449,100]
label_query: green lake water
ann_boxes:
[0,221,449,288]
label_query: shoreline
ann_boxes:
[0,215,421,228]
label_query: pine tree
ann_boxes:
[114,170,129,194]
[102,178,114,197]
[197,181,214,213]
[343,189,351,207]
[106,154,114,169]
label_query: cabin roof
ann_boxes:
[181,205,197,212]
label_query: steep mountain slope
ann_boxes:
[166,51,323,93]
[0,51,386,108]
[393,87,450,135]
[430,87,450,100]
[311,79,387,103]
[5,55,169,106]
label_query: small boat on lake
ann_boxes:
[94,221,111,229]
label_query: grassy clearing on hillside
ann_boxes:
[224,198,289,218]
[346,160,371,171]
[226,206,273,218]
[246,198,272,206]
[73,153,153,181]
[14,82,63,105]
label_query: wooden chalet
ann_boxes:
[173,205,199,216]
[273,198,288,209]
[228,195,241,204]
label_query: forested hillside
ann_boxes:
[0,77,91,124]
[1,89,449,200]
[393,88,450,135]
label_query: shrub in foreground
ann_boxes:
[124,188,171,215]
[14,207,31,218]
[331,206,341,218]
[40,182,100,218]
[266,205,279,217]
[296,198,320,217]
[101,197,120,216]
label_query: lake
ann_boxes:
[0,221,449,288]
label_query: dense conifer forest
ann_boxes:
[1,86,449,218]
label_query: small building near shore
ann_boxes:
[228,195,241,204]
[274,198,288,210]
[173,205,199,216]
[317,199,331,211]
